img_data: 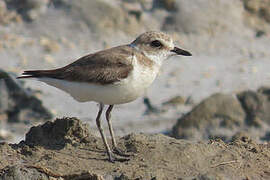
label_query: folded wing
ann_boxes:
[17,46,134,85]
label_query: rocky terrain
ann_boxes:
[1,0,270,179]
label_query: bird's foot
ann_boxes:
[108,151,130,163]
[113,147,133,157]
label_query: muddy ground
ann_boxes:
[1,117,270,180]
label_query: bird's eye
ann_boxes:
[150,40,163,48]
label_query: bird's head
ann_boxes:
[130,31,192,65]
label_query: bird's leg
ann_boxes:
[96,103,114,162]
[106,105,117,147]
[106,105,131,157]
[96,104,129,162]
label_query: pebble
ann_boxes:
[0,129,14,142]
[40,37,60,53]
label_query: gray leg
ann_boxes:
[96,103,114,162]
[105,105,117,148]
[106,105,131,157]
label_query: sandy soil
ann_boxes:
[1,117,270,180]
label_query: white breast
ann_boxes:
[38,56,160,105]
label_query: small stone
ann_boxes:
[232,131,251,142]
[163,96,185,106]
[0,1,22,25]
[122,2,142,20]
[251,66,258,73]
[154,0,177,11]
[40,37,60,53]
[0,129,14,142]
[44,54,55,64]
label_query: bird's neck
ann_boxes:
[128,43,163,66]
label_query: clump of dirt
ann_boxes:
[1,117,270,179]
[24,117,96,149]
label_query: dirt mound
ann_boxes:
[1,117,270,179]
[24,117,95,149]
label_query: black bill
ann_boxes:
[171,47,192,56]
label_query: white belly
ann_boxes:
[38,63,160,105]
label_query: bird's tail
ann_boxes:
[17,70,55,79]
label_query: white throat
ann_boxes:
[143,52,164,66]
[129,43,166,66]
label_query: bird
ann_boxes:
[17,31,192,162]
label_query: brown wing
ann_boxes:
[18,46,134,85]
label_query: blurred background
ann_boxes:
[1,0,270,143]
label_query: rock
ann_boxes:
[0,165,105,180]
[25,0,49,20]
[122,1,143,21]
[143,97,161,115]
[4,0,49,21]
[25,117,95,149]
[0,69,52,123]
[0,165,50,180]
[0,77,9,116]
[153,0,178,12]
[231,131,251,143]
[171,88,270,142]
[0,129,14,142]
[162,0,245,34]
[237,89,270,127]
[115,174,129,180]
[242,0,270,34]
[64,0,145,36]
[172,93,245,141]
[185,96,195,105]
[0,1,21,25]
[133,0,153,11]
[40,36,60,53]
[243,0,270,23]
[64,171,104,180]
[162,95,186,106]
[258,86,270,95]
